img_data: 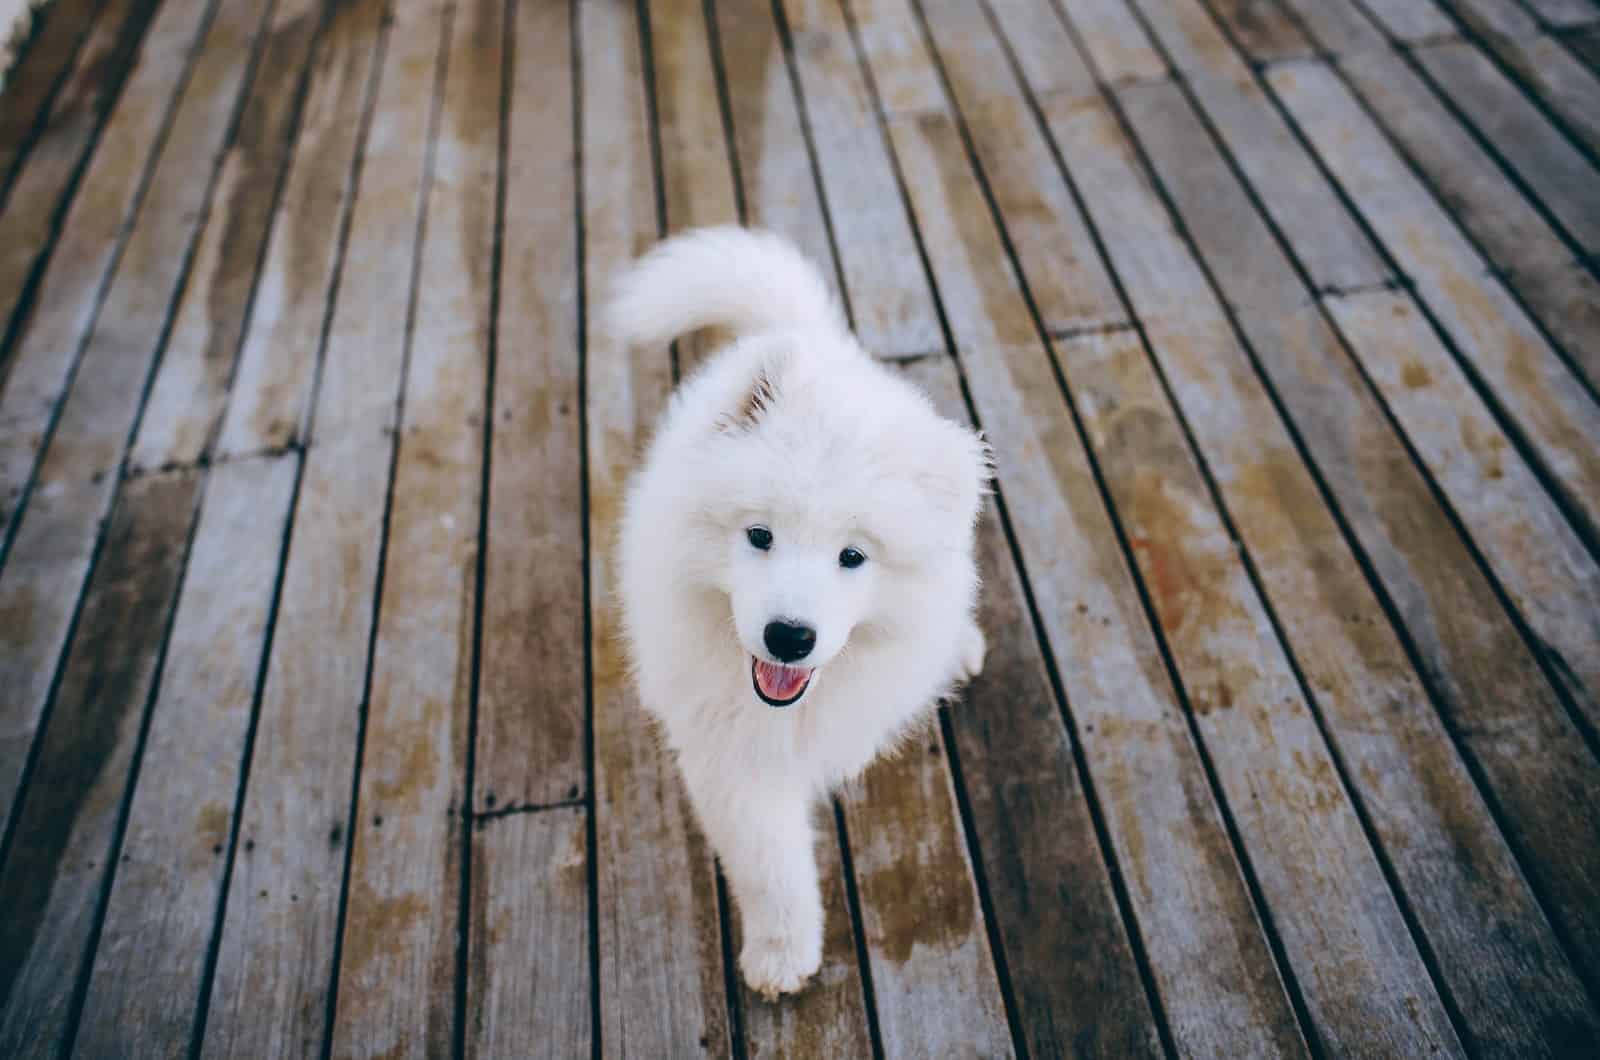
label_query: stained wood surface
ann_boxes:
[3,0,1600,1054]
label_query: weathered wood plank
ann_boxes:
[71,454,297,1058]
[1326,289,1600,744]
[910,356,1165,1059]
[580,0,730,1051]
[777,0,941,356]
[983,0,1101,101]
[0,469,201,1059]
[465,807,591,1059]
[214,0,387,459]
[1514,261,1600,390]
[473,0,584,812]
[1269,59,1600,546]
[1521,0,1600,30]
[0,0,160,346]
[0,0,217,534]
[199,5,442,1054]
[1051,0,1167,82]
[1564,23,1600,69]
[1204,0,1316,62]
[1273,0,1384,55]
[891,100,1305,1058]
[327,0,501,1054]
[915,0,1127,334]
[1113,64,1600,1015]
[0,0,106,188]
[1114,0,1391,292]
[1413,37,1600,253]
[130,0,328,471]
[840,728,1014,1057]
[1361,0,1456,41]
[712,3,875,1051]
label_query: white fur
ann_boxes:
[609,226,991,998]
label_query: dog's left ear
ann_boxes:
[718,355,786,434]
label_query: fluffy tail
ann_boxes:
[603,226,847,349]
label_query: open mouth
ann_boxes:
[752,657,813,707]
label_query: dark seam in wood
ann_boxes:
[831,800,887,1060]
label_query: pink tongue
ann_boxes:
[755,659,811,701]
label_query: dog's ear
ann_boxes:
[718,360,782,433]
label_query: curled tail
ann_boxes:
[602,226,847,349]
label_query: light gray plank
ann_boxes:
[465,807,591,1059]
[72,454,298,1057]
[1053,0,1167,81]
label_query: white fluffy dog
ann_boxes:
[608,227,991,998]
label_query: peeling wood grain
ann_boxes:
[1112,67,1600,1027]
[778,0,942,357]
[465,806,590,1059]
[0,469,200,1060]
[1269,60,1600,548]
[890,101,1304,1058]
[0,0,161,346]
[199,5,443,1054]
[910,356,1164,1059]
[130,0,327,471]
[1412,38,1600,253]
[72,454,297,1058]
[581,0,731,1051]
[214,0,387,458]
[0,0,217,537]
[473,0,586,814]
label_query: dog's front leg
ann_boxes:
[681,766,822,998]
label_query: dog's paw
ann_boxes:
[741,932,822,1000]
[960,623,987,681]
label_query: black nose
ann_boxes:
[763,620,816,663]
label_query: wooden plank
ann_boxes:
[464,807,590,1059]
[1268,59,1600,546]
[839,729,1014,1057]
[325,0,501,1053]
[1115,65,1600,1015]
[198,5,442,1054]
[915,0,1127,334]
[70,454,297,1057]
[580,0,730,1051]
[213,0,387,459]
[846,0,943,117]
[0,479,102,826]
[1273,0,1385,55]
[0,0,161,346]
[472,0,584,812]
[0,0,216,534]
[890,101,1306,1059]
[1326,289,1600,742]
[777,0,942,357]
[909,356,1164,1058]
[1514,261,1600,390]
[1361,0,1456,41]
[711,4,875,1052]
[1441,17,1600,160]
[1051,0,1167,82]
[1115,0,1391,292]
[1414,38,1600,253]
[1522,0,1600,29]
[129,0,327,471]
[0,469,200,1059]
[1204,0,1316,62]
[1338,47,1572,275]
[983,0,1102,101]
[0,0,106,187]
[1563,23,1600,69]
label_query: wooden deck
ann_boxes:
[1,0,1599,1055]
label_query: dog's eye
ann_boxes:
[839,547,866,569]
[746,525,773,551]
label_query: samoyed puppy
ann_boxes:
[607,227,991,998]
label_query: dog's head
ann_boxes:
[683,337,990,708]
